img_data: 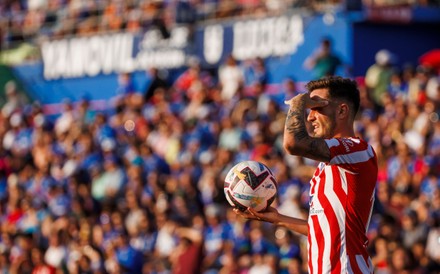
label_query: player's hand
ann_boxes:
[284,93,328,109]
[233,206,280,224]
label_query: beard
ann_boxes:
[310,116,336,139]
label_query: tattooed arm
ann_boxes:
[283,93,331,163]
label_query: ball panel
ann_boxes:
[265,194,277,211]
[226,190,248,212]
[239,167,269,190]
[229,176,241,192]
[224,160,278,212]
[224,188,235,207]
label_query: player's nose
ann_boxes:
[307,109,315,122]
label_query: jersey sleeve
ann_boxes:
[324,138,376,172]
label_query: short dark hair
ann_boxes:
[305,76,360,118]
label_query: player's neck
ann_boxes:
[332,126,355,139]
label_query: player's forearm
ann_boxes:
[272,215,308,236]
[233,207,309,236]
[283,95,309,155]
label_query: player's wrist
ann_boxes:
[265,212,281,225]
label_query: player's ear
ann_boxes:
[338,104,349,119]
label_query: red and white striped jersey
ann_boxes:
[307,137,377,274]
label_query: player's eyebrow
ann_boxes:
[310,95,329,101]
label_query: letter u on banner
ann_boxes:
[204,24,224,65]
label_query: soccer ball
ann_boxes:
[224,160,278,212]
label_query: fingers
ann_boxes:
[285,93,329,109]
[246,207,258,215]
[284,93,304,105]
[245,208,263,220]
[233,207,261,220]
[233,208,249,217]
[247,208,264,221]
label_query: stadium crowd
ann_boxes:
[0,0,315,50]
[0,44,438,274]
[2,0,440,50]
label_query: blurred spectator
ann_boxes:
[76,95,96,127]
[169,225,203,274]
[91,154,126,202]
[1,81,27,118]
[3,112,32,157]
[116,73,136,96]
[202,204,228,272]
[365,49,395,112]
[248,252,275,274]
[218,116,243,152]
[248,226,277,255]
[426,212,440,270]
[304,37,342,80]
[218,55,245,101]
[243,57,268,88]
[31,247,56,274]
[275,77,299,107]
[44,229,67,269]
[275,227,301,274]
[113,230,144,274]
[387,68,408,101]
[174,58,203,101]
[54,99,75,137]
[371,236,391,273]
[143,67,169,103]
[175,0,198,24]
[400,209,428,249]
[388,245,415,273]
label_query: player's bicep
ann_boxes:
[301,138,331,163]
[284,137,331,163]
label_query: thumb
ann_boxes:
[284,98,294,105]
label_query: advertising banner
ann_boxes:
[41,27,191,80]
[13,11,351,113]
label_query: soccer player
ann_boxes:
[234,76,378,274]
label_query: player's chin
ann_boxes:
[312,128,331,139]
[311,129,322,138]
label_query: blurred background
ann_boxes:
[0,0,439,273]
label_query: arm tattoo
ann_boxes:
[285,105,308,142]
[308,139,320,154]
